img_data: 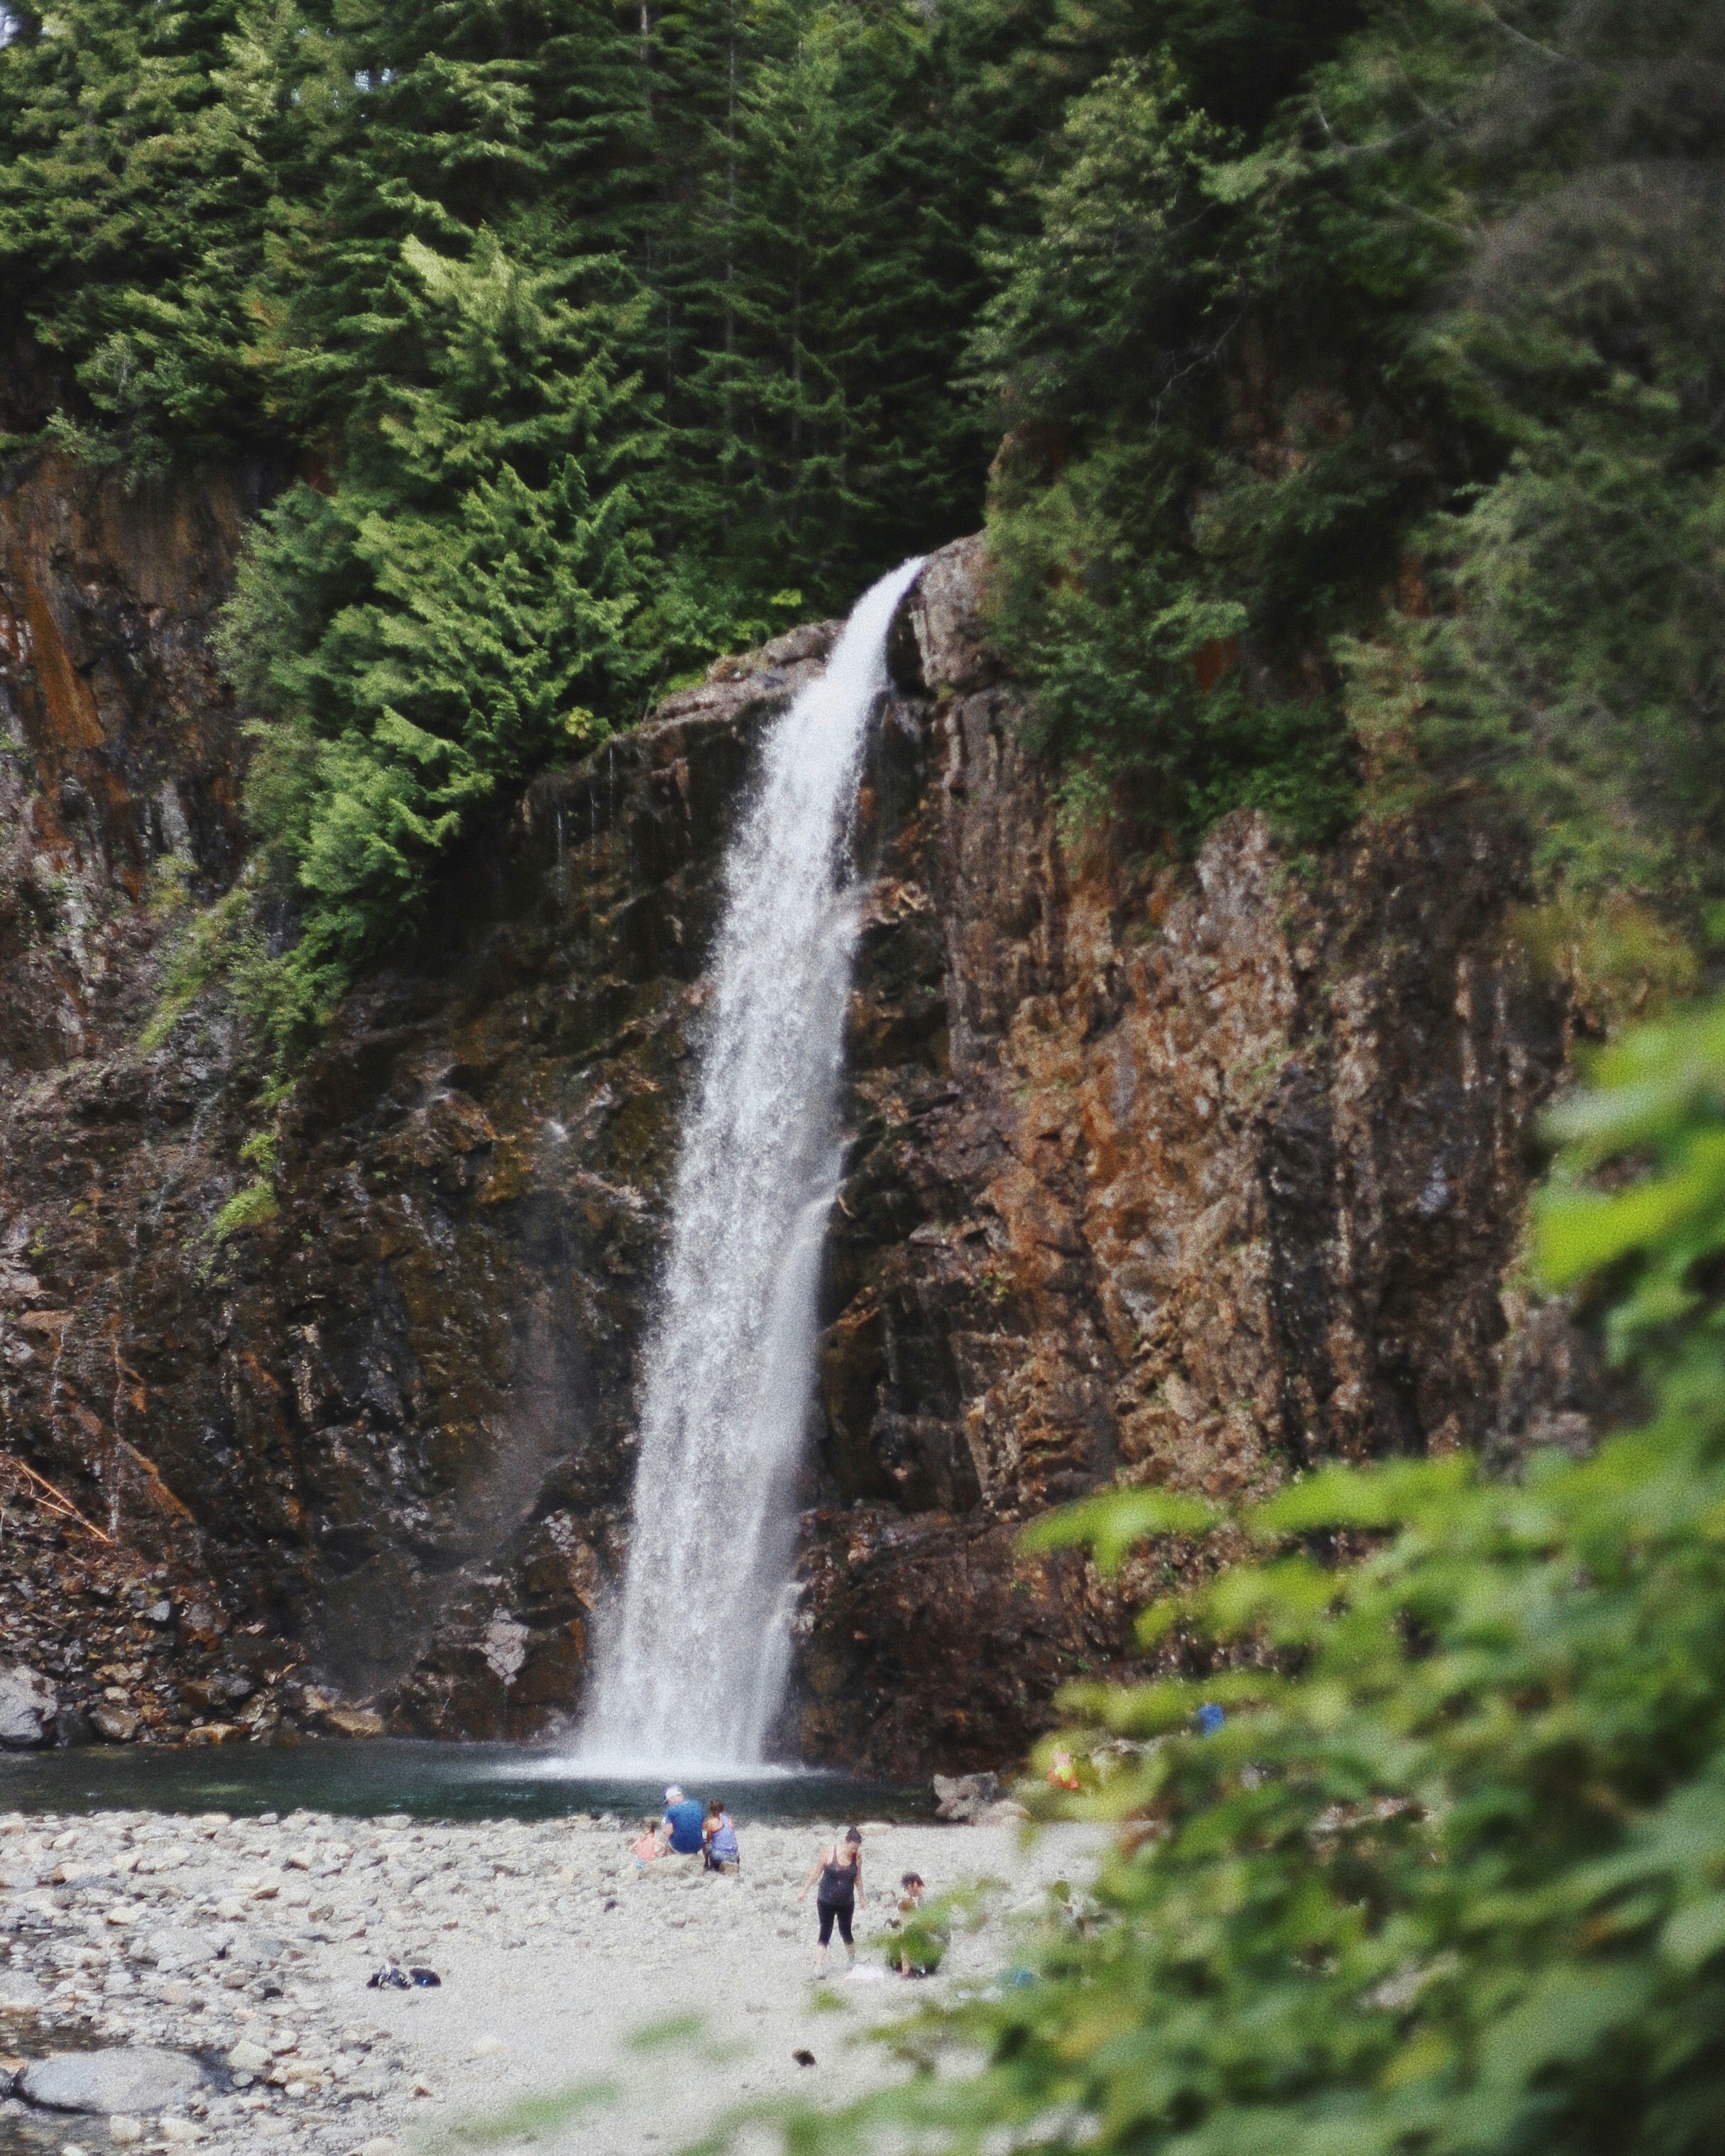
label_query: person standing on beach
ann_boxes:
[798,1825,864,1974]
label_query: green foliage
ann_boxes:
[975,0,1725,889]
[138,878,256,1051]
[648,0,988,612]
[209,1178,279,1240]
[1345,2,1725,926]
[8,0,1723,1018]
[223,226,650,1008]
[0,0,332,467]
[1023,1482,1218,1574]
[1539,1001,1725,1361]
[0,0,1023,1007]
[739,999,1725,2156]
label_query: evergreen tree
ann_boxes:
[970,0,1725,899]
[223,227,652,1028]
[9,0,1716,1033]
[650,0,993,624]
[0,0,329,462]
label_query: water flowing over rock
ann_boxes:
[580,557,926,1769]
[0,471,1604,1771]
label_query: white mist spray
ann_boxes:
[578,557,926,1771]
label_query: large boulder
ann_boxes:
[0,1665,55,1749]
[19,2046,204,2113]
[933,1770,1002,1822]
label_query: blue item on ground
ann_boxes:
[1196,1702,1225,1736]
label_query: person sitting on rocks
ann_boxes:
[703,1798,740,1871]
[662,1784,706,1856]
[630,1817,665,1866]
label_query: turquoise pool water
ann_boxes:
[0,1739,926,1823]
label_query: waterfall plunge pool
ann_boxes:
[0,1741,929,1823]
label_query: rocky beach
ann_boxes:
[0,1805,1096,2155]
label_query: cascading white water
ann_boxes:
[577,556,926,1771]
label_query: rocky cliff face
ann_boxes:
[793,542,1585,1770]
[0,470,1592,1771]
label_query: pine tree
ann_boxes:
[649,0,993,622]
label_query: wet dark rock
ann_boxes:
[175,1602,227,1650]
[888,531,995,697]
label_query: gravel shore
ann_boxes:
[0,1806,1100,2155]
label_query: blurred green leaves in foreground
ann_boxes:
[738,994,1725,2155]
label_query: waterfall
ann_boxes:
[577,556,926,1771]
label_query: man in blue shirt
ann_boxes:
[662,1785,705,1854]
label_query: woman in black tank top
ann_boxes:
[799,1825,865,1974]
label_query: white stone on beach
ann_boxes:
[19,2046,204,2113]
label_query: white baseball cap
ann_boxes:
[665,1785,683,1803]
